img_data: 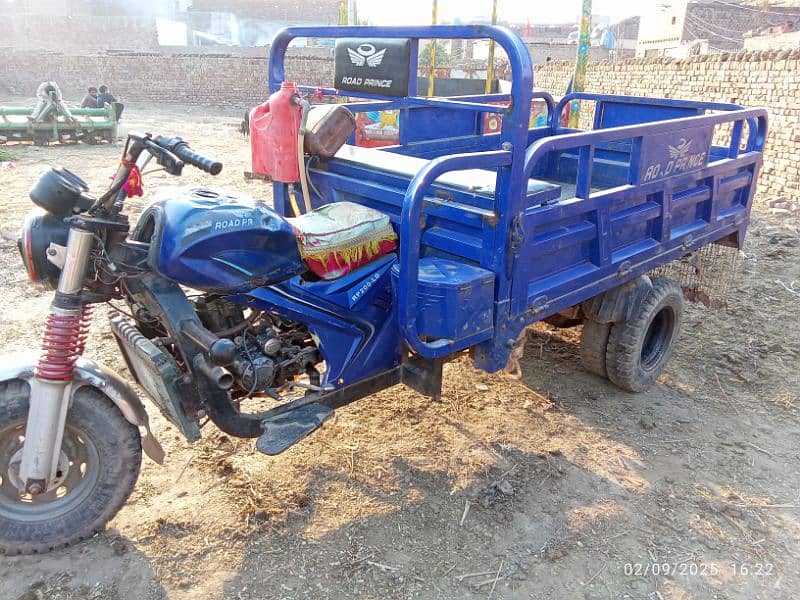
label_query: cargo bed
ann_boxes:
[266,25,767,373]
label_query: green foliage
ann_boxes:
[419,41,451,68]
[0,147,14,162]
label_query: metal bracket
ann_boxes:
[506,213,525,278]
[527,295,550,317]
[46,243,67,269]
[401,355,443,400]
[509,214,525,252]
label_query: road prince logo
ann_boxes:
[639,128,712,184]
[643,138,707,182]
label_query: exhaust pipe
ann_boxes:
[181,320,236,366]
[193,354,234,390]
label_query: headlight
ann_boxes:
[17,209,69,288]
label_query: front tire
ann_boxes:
[0,379,142,555]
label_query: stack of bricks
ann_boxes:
[534,49,800,203]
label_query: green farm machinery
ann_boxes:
[0,82,117,146]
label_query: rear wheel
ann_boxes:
[0,380,142,555]
[580,318,612,378]
[605,277,684,392]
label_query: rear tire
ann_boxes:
[0,379,142,555]
[605,277,684,392]
[580,319,612,378]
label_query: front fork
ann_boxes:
[18,226,94,495]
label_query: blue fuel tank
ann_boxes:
[134,188,305,293]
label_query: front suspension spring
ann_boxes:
[36,305,93,381]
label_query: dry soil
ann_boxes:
[0,101,799,600]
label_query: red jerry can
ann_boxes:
[250,81,302,182]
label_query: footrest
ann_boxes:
[256,402,334,456]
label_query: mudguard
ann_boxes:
[581,276,654,324]
[0,351,165,464]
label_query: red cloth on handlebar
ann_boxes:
[122,161,144,198]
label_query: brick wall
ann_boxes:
[534,49,800,202]
[0,48,333,107]
[525,44,624,64]
[1,47,798,203]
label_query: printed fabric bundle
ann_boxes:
[289,201,397,280]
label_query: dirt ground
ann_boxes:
[1,100,799,600]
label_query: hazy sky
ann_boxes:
[358,0,668,25]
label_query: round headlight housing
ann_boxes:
[18,209,69,289]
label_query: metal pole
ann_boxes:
[427,0,438,97]
[568,0,592,128]
[485,0,498,94]
[346,0,357,25]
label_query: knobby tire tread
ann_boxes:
[0,380,142,555]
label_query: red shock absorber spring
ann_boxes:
[36,305,93,381]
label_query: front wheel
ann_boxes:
[0,379,142,555]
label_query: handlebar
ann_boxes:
[93,132,223,212]
[155,135,223,176]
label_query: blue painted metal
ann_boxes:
[398,149,512,358]
[230,255,402,385]
[235,24,767,386]
[150,190,305,293]
[391,257,494,343]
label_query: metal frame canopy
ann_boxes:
[268,25,533,150]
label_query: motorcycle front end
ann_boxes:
[0,133,210,554]
[0,124,388,555]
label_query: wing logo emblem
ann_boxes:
[347,43,387,67]
[668,138,692,159]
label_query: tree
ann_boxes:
[419,41,451,68]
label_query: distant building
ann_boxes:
[744,20,800,49]
[611,16,641,51]
[510,16,638,63]
[636,0,800,57]
[512,23,576,45]
[187,0,341,46]
[0,0,181,17]
[188,0,340,23]
[0,0,342,47]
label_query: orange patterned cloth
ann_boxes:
[289,202,397,280]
